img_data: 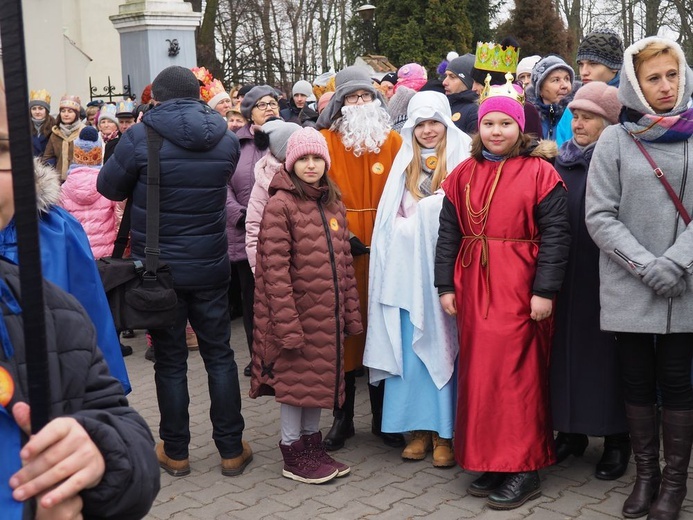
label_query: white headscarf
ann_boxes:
[364,91,471,388]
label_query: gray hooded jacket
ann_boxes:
[585,36,693,333]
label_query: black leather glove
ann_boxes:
[349,236,370,256]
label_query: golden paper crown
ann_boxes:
[30,89,51,105]
[474,42,520,73]
[479,72,525,106]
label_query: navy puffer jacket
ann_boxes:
[97,99,240,289]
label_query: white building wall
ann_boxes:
[23,0,123,114]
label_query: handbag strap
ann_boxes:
[628,131,692,226]
[145,126,165,275]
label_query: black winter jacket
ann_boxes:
[0,259,159,519]
[447,90,479,135]
[97,99,240,289]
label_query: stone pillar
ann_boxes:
[110,0,201,102]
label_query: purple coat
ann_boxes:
[226,123,267,262]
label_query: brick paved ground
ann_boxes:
[122,322,693,520]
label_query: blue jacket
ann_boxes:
[555,73,621,146]
[97,99,240,289]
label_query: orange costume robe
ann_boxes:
[320,129,403,371]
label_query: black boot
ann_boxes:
[622,404,661,519]
[368,380,404,448]
[647,409,693,520]
[596,432,631,480]
[487,471,541,510]
[324,371,356,451]
[467,471,508,497]
[554,432,588,463]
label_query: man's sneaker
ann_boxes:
[221,440,253,476]
[155,442,190,477]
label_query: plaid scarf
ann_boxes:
[621,105,693,143]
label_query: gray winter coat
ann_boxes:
[585,37,693,334]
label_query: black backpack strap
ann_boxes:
[145,125,164,277]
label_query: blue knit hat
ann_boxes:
[72,127,103,166]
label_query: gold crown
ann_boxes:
[479,72,525,106]
[474,41,520,73]
[30,89,51,105]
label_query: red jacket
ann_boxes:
[250,170,362,409]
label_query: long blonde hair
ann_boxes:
[405,136,448,200]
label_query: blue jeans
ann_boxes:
[150,284,245,459]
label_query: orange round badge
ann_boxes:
[372,162,385,175]
[329,217,339,231]
[451,112,461,122]
[425,156,439,170]
[0,366,15,407]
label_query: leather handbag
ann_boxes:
[97,126,178,330]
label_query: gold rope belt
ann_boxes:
[461,234,539,318]
[346,208,378,213]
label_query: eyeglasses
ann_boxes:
[344,92,374,104]
[254,101,279,111]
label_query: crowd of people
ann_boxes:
[2,24,692,520]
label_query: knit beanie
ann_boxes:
[396,63,428,92]
[285,127,331,173]
[261,119,301,162]
[72,126,103,166]
[517,55,541,77]
[292,80,313,97]
[59,94,81,113]
[446,54,475,90]
[478,84,526,132]
[240,85,277,119]
[97,103,118,125]
[437,51,459,77]
[238,84,256,97]
[531,55,575,94]
[335,66,377,101]
[151,66,200,102]
[380,72,398,85]
[387,85,416,122]
[568,81,621,124]
[317,91,334,114]
[577,29,624,71]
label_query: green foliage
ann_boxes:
[374,0,473,73]
[495,0,573,59]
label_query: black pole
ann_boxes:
[0,0,51,432]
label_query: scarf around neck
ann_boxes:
[621,104,693,143]
[59,120,81,139]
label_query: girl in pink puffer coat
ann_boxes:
[60,126,118,259]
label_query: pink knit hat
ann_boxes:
[395,63,428,92]
[317,91,335,114]
[285,127,331,173]
[478,83,526,131]
[568,81,621,124]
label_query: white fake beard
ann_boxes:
[332,100,391,157]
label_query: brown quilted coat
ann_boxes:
[249,170,363,409]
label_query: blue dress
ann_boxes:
[381,309,456,438]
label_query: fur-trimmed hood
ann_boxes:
[34,158,62,213]
[525,139,559,160]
